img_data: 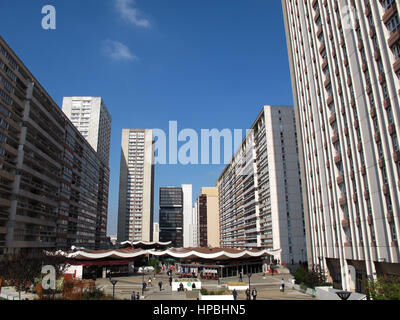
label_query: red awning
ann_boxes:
[67,259,135,267]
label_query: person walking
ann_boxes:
[142,281,146,295]
[158,281,163,291]
[281,279,285,293]
[148,276,152,287]
[131,291,136,300]
[232,289,238,301]
[239,272,243,282]
[245,288,251,300]
[251,288,257,300]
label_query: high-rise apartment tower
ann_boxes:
[282,0,400,292]
[117,129,154,243]
[217,105,306,264]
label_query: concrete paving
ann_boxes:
[96,272,316,301]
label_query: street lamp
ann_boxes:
[336,291,352,301]
[247,273,252,292]
[109,276,118,300]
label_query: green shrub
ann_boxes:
[148,259,161,274]
[81,288,114,300]
[368,276,400,300]
[294,266,307,284]
[200,288,230,296]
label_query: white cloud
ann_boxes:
[115,0,151,28]
[102,40,137,61]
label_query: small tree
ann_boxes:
[0,251,68,300]
[304,264,327,289]
[0,253,43,299]
[367,275,400,300]
[294,266,307,284]
[148,258,161,274]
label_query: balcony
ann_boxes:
[326,94,334,106]
[362,61,368,73]
[379,73,386,85]
[394,151,400,162]
[394,58,400,74]
[341,219,350,228]
[383,4,398,24]
[388,29,400,48]
[321,58,328,70]
[379,157,385,168]
[324,75,331,88]
[319,43,326,54]
[388,124,396,135]
[331,132,339,144]
[329,113,336,125]
[370,107,376,118]
[387,211,394,223]
[384,98,391,109]
[351,98,356,108]
[339,197,347,207]
[382,184,389,195]
[334,153,342,164]
[374,50,381,61]
[366,84,372,95]
[374,131,381,143]
[317,26,323,38]
[365,4,371,17]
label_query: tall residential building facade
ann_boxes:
[0,36,109,254]
[217,105,305,264]
[182,184,193,248]
[117,129,154,243]
[192,202,198,247]
[153,222,160,243]
[196,187,220,248]
[159,187,183,247]
[282,0,400,292]
[62,97,112,166]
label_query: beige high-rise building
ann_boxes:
[153,223,160,243]
[62,97,112,166]
[196,187,220,248]
[282,0,400,292]
[117,129,154,243]
[217,105,306,264]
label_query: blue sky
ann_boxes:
[0,0,293,235]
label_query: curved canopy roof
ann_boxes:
[120,240,172,248]
[57,247,276,262]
